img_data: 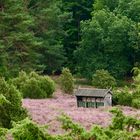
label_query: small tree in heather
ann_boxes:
[0,78,27,128]
[60,68,74,94]
[10,71,55,99]
[132,67,140,91]
[92,69,116,88]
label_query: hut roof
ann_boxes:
[75,88,112,97]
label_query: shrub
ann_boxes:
[92,69,117,88]
[132,99,140,109]
[60,68,74,94]
[113,87,133,106]
[10,71,55,99]
[11,118,48,140]
[133,72,140,91]
[112,91,120,105]
[129,67,140,109]
[0,128,7,140]
[0,78,27,128]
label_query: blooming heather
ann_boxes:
[23,89,140,134]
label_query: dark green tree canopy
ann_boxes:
[75,9,137,79]
[94,0,119,11]
[61,0,94,71]
[116,0,140,22]
[0,0,40,78]
[0,0,140,80]
[28,0,69,74]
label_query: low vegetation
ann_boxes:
[113,67,140,109]
[60,68,74,94]
[92,69,117,88]
[113,87,133,106]
[10,71,55,99]
[0,78,27,129]
[1,108,140,140]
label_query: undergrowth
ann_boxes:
[1,108,140,140]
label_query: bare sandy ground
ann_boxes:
[22,89,140,134]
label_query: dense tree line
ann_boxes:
[0,0,140,79]
[75,0,140,79]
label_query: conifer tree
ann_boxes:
[0,0,40,78]
[28,0,68,74]
[61,0,94,71]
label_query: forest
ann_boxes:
[0,0,140,79]
[0,0,140,140]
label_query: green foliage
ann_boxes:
[58,108,140,140]
[131,67,140,108]
[11,118,48,140]
[75,8,136,79]
[28,0,68,74]
[0,0,40,78]
[110,108,140,135]
[59,114,85,136]
[94,0,119,11]
[61,0,93,71]
[74,0,140,80]
[110,108,126,130]
[132,67,140,91]
[92,69,116,88]
[10,71,55,99]
[113,87,133,106]
[60,68,74,94]
[1,108,140,140]
[1,0,140,81]
[94,0,140,23]
[0,128,7,140]
[0,78,27,128]
[116,0,140,22]
[132,99,140,109]
[113,67,140,108]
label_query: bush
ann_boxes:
[10,71,55,99]
[60,68,74,94]
[92,69,116,88]
[0,128,7,140]
[0,78,27,128]
[113,87,133,106]
[112,91,120,105]
[11,118,48,140]
[129,67,140,109]
[132,99,140,109]
[112,67,140,108]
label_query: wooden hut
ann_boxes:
[75,88,112,108]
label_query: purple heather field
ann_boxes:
[23,89,140,134]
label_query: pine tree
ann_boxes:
[28,0,68,74]
[61,0,94,71]
[0,0,40,78]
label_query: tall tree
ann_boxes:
[61,0,94,71]
[116,0,140,22]
[93,0,140,67]
[28,0,68,74]
[75,9,137,79]
[0,0,39,78]
[93,0,140,22]
[94,0,119,11]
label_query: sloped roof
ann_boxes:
[75,88,112,97]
